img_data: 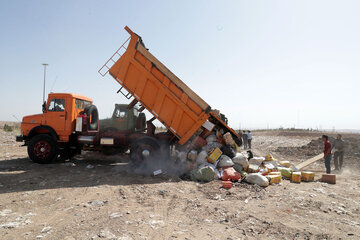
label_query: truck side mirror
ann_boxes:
[42,101,46,113]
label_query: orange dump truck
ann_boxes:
[99,26,239,146]
[17,26,240,165]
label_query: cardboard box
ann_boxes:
[291,172,301,183]
[269,171,281,176]
[301,172,315,182]
[266,175,282,184]
[322,174,336,184]
[207,147,222,163]
[223,132,235,146]
[202,120,215,131]
[263,163,276,173]
[265,153,275,161]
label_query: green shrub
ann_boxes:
[3,124,13,132]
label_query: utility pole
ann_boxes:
[42,63,48,103]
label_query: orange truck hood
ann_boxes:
[21,114,43,136]
[22,114,43,124]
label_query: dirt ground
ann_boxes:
[1,126,360,240]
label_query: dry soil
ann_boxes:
[0,127,359,240]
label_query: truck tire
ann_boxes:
[27,134,58,164]
[130,137,160,165]
[84,104,99,131]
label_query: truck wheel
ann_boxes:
[130,137,160,165]
[28,134,58,164]
[84,104,99,131]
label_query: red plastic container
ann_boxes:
[222,181,233,189]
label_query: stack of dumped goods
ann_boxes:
[175,118,316,187]
[176,124,247,183]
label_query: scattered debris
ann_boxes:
[89,200,108,206]
[0,209,12,216]
[41,226,52,233]
[62,162,76,167]
[109,212,123,219]
[98,228,117,239]
[39,180,47,186]
[149,219,165,230]
[1,222,20,229]
[86,164,95,169]
[153,169,162,176]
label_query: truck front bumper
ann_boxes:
[16,135,24,142]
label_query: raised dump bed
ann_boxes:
[99,26,237,145]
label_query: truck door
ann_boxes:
[45,98,66,133]
[113,107,128,130]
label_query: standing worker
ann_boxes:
[237,130,243,139]
[237,130,243,147]
[332,134,345,171]
[247,130,252,149]
[242,131,248,149]
[322,135,332,174]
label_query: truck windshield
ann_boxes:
[48,99,65,112]
[114,109,127,118]
[133,107,139,117]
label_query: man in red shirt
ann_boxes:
[322,135,332,174]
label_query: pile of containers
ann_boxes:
[177,130,315,187]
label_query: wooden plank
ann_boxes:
[296,153,324,170]
[136,43,210,111]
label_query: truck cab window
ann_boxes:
[133,107,139,117]
[48,99,65,112]
[115,109,127,118]
[75,99,91,109]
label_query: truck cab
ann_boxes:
[17,93,94,163]
[99,104,146,132]
[17,92,163,164]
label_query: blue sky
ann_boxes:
[0,0,359,130]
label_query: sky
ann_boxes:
[0,0,359,130]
